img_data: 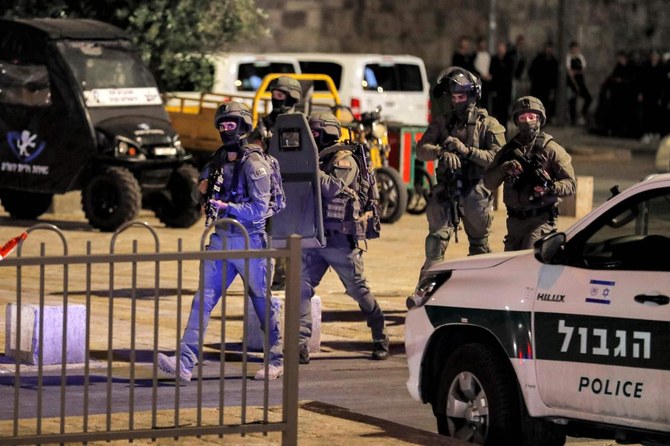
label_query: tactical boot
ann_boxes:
[371,337,390,361]
[299,344,310,364]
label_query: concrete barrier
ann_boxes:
[5,303,86,365]
[558,175,594,219]
[246,294,321,353]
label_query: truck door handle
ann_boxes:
[634,294,670,305]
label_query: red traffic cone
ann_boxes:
[0,232,28,261]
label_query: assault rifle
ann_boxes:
[204,167,225,227]
[439,140,465,243]
[511,148,554,202]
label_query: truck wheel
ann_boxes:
[82,167,140,232]
[433,343,521,445]
[0,190,53,220]
[375,166,407,224]
[154,164,201,228]
[406,167,433,215]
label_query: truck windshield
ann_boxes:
[57,40,162,107]
[58,40,156,90]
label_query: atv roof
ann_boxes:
[0,18,131,63]
[1,18,129,41]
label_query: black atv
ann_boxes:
[0,18,200,231]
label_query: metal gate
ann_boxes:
[0,219,301,445]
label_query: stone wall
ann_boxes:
[237,0,668,106]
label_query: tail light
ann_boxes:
[427,98,432,123]
[350,97,361,121]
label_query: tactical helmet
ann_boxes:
[512,96,546,126]
[433,66,482,101]
[309,112,341,148]
[269,76,302,105]
[213,101,253,132]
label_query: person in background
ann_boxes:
[566,41,592,125]
[528,42,559,124]
[489,40,515,130]
[451,35,477,74]
[474,36,492,111]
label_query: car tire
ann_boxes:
[82,167,141,232]
[0,189,53,220]
[375,166,407,224]
[154,164,201,228]
[433,343,521,445]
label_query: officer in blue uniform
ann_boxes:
[299,112,389,364]
[157,101,283,382]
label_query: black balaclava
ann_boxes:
[271,91,295,114]
[517,115,541,143]
[218,119,247,152]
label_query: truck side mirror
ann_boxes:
[534,232,566,264]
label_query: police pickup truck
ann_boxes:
[405,174,670,445]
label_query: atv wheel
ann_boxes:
[154,164,201,228]
[0,190,53,220]
[375,166,407,224]
[82,167,141,232]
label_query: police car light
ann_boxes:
[406,270,452,309]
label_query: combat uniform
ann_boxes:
[179,143,283,371]
[485,132,576,250]
[300,145,388,360]
[416,106,506,268]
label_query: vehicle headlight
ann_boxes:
[173,135,185,154]
[371,121,387,139]
[115,136,142,158]
[406,270,452,309]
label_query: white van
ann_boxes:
[273,52,430,126]
[209,52,301,97]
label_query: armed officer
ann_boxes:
[157,101,284,382]
[484,96,576,251]
[416,67,506,273]
[250,75,303,150]
[300,112,390,364]
[249,75,303,291]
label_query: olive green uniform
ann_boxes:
[416,107,506,269]
[484,131,576,250]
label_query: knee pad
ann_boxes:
[425,233,449,261]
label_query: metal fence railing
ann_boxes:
[0,219,301,445]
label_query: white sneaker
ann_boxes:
[254,363,284,381]
[157,353,192,383]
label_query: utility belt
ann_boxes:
[507,204,558,220]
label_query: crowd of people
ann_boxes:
[450,35,670,141]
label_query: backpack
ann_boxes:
[326,142,381,240]
[241,145,287,218]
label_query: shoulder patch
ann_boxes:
[335,159,352,169]
[250,166,268,180]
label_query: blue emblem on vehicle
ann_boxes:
[6,130,47,163]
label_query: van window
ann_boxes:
[236,62,296,91]
[298,61,343,91]
[363,63,423,92]
[0,61,51,106]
